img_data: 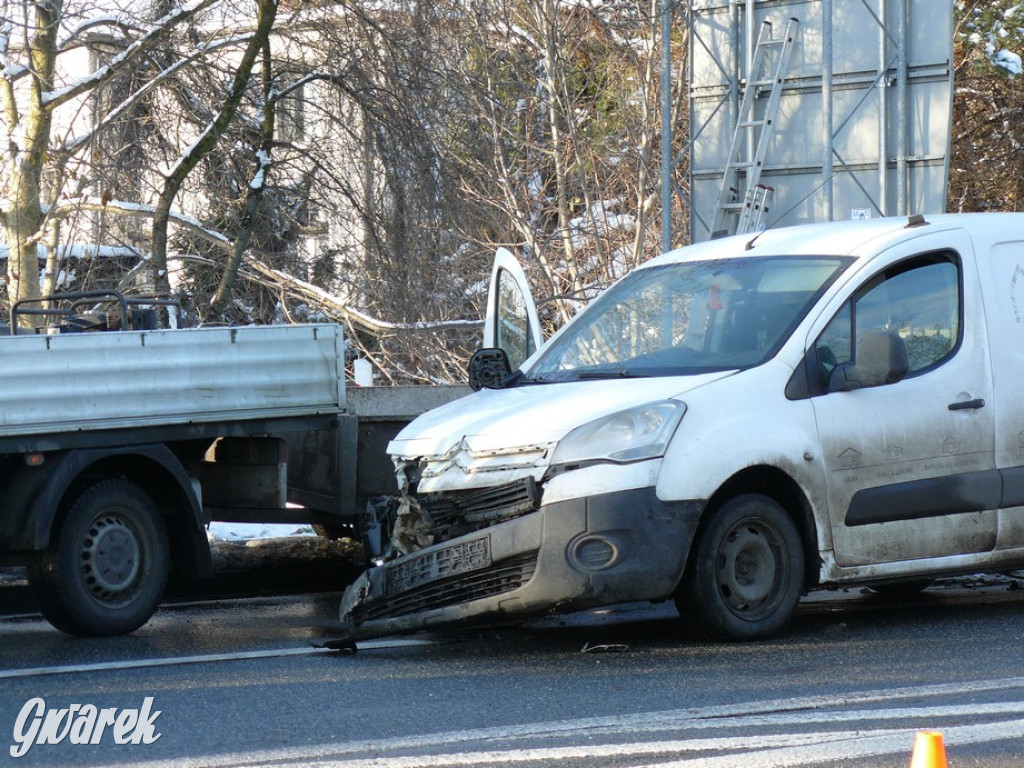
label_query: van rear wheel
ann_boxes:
[27,479,170,637]
[677,494,803,640]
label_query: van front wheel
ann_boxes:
[677,494,803,640]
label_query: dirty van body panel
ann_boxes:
[975,238,1024,551]
[339,486,703,640]
[806,230,998,567]
[656,359,828,535]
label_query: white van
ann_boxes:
[340,213,1024,641]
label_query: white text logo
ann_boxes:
[10,697,161,758]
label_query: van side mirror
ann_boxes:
[468,348,513,391]
[828,331,909,392]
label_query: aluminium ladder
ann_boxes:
[710,17,799,238]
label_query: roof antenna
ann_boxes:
[744,228,766,251]
[905,213,928,228]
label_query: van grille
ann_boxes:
[353,551,538,623]
[387,536,492,594]
[421,477,541,527]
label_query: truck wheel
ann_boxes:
[677,494,803,640]
[27,479,170,637]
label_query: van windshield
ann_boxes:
[526,256,851,382]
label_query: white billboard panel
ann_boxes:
[688,0,953,241]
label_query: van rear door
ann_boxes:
[974,237,1024,544]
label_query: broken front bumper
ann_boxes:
[338,486,704,640]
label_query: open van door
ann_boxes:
[483,248,542,370]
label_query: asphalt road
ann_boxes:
[2,572,1024,767]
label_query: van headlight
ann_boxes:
[550,400,686,468]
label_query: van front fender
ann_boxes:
[654,385,828,547]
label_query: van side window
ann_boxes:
[814,253,961,388]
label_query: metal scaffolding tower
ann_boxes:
[660,0,954,248]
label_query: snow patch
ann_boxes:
[992,49,1023,75]
[207,522,315,541]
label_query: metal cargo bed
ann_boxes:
[0,324,345,438]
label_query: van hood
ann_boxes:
[388,371,735,459]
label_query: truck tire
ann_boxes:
[676,494,803,640]
[27,479,170,637]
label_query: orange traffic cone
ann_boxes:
[910,730,948,768]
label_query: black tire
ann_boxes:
[27,479,170,637]
[677,494,804,640]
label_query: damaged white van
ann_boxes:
[340,213,1024,642]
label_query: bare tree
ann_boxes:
[443,0,685,335]
[149,0,278,297]
[3,0,688,383]
[0,0,226,322]
[948,0,1024,212]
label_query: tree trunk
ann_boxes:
[537,0,583,308]
[4,1,61,325]
[149,0,278,299]
[210,38,276,316]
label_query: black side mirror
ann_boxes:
[468,348,513,391]
[828,361,867,392]
[828,331,909,392]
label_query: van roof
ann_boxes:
[650,212,1024,266]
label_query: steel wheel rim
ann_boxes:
[79,512,142,603]
[715,517,788,620]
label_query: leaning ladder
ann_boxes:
[710,17,799,238]
[743,183,775,233]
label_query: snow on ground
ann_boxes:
[0,525,352,589]
[206,522,315,541]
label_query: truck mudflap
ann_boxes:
[338,487,705,640]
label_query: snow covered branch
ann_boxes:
[44,0,220,110]
[64,34,252,155]
[51,198,231,249]
[246,260,484,335]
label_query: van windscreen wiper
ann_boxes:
[575,369,649,380]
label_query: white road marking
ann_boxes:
[0,637,432,679]
[116,677,1024,768]
[647,719,1024,768]
[0,647,332,679]
[225,719,1024,767]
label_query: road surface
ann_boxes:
[2,572,1024,767]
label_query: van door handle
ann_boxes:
[948,398,986,411]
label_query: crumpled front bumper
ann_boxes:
[338,486,704,641]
